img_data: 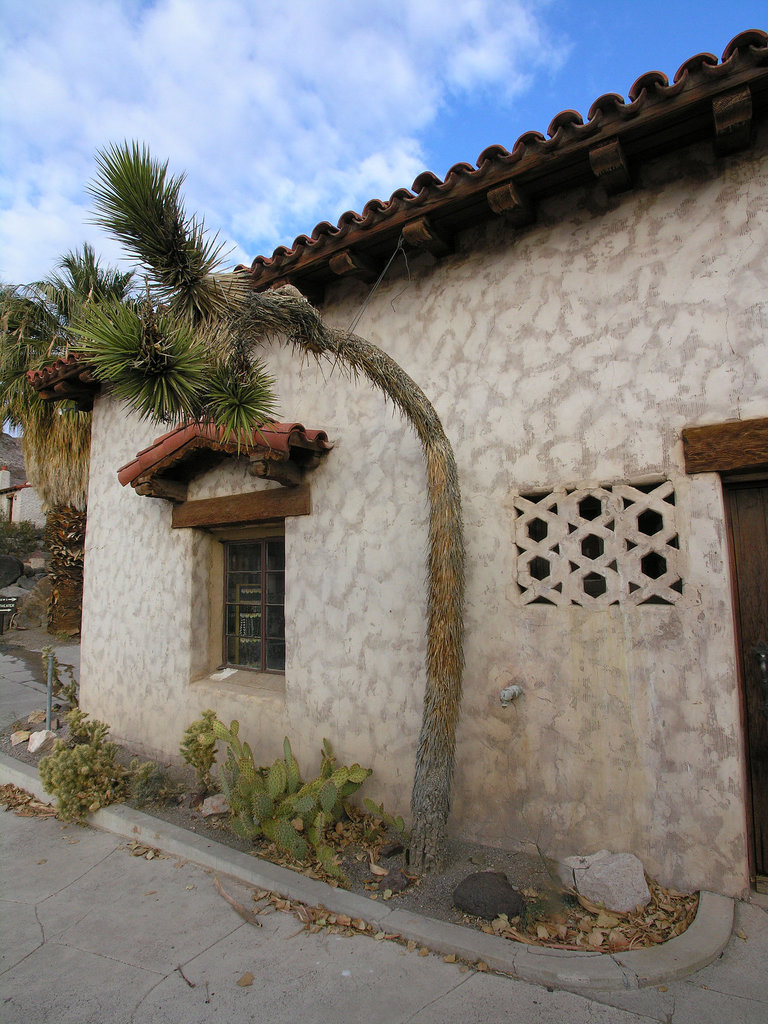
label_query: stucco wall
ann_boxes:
[12,484,45,528]
[80,130,768,895]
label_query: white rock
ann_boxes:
[28,729,57,754]
[557,849,611,889]
[200,793,229,816]
[563,850,651,913]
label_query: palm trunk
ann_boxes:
[45,505,86,635]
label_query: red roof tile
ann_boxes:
[117,421,332,490]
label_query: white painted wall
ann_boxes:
[80,128,768,896]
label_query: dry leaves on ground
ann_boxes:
[479,880,699,952]
[0,783,58,818]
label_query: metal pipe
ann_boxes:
[46,651,54,731]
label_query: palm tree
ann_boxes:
[80,143,465,872]
[0,245,134,633]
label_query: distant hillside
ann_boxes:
[0,431,27,486]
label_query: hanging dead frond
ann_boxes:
[236,286,465,873]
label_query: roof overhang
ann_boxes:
[117,421,333,503]
[244,30,768,304]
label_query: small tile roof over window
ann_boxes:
[117,421,332,502]
[26,354,98,408]
[244,29,768,301]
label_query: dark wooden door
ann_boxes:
[726,483,768,884]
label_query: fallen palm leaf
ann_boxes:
[214,877,262,926]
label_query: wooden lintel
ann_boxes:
[683,417,768,475]
[486,182,534,226]
[134,476,188,503]
[401,217,452,257]
[172,483,311,528]
[713,86,753,155]
[328,248,378,282]
[248,458,305,487]
[588,138,631,194]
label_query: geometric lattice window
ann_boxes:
[513,481,682,607]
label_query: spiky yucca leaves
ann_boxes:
[234,287,465,874]
[75,298,207,422]
[88,142,237,322]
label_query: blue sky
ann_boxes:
[0,1,764,284]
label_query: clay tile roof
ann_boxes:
[26,354,99,409]
[117,420,333,497]
[244,29,768,300]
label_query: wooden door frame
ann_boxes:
[722,478,767,887]
[683,416,768,889]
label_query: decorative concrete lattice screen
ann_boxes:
[513,481,682,606]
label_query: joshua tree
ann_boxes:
[0,245,134,632]
[77,143,465,871]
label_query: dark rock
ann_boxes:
[0,555,24,588]
[453,871,525,920]
[380,840,405,858]
[15,576,51,629]
[378,868,412,893]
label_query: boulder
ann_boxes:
[0,554,23,588]
[15,576,52,629]
[559,850,650,913]
[453,871,525,920]
[200,793,229,816]
[28,730,57,754]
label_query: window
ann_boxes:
[224,537,285,671]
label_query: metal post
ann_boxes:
[46,651,54,731]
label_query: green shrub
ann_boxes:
[0,520,44,559]
[179,708,218,794]
[39,710,128,821]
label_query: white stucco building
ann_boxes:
[31,30,768,897]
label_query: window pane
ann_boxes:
[228,544,261,572]
[266,604,284,638]
[228,635,261,668]
[237,609,261,637]
[266,639,285,671]
[227,576,261,603]
[266,540,285,570]
[266,571,284,603]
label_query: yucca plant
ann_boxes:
[82,141,465,873]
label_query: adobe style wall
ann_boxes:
[80,126,768,896]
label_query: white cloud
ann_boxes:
[0,0,561,283]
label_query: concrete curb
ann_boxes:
[0,753,734,994]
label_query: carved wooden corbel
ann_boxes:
[401,217,452,257]
[328,248,379,282]
[588,138,631,194]
[486,181,535,226]
[713,86,753,155]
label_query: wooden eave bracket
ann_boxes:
[683,416,768,475]
[713,86,753,155]
[248,457,306,487]
[486,181,535,226]
[401,216,452,257]
[328,248,379,282]
[588,138,631,194]
[133,475,188,503]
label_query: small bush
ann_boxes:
[0,520,44,559]
[179,708,219,795]
[39,710,128,821]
